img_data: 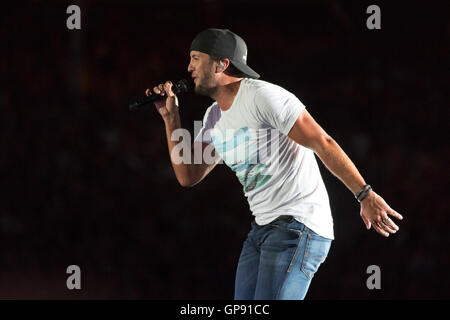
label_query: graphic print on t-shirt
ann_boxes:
[211,126,272,192]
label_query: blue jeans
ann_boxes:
[234,216,332,300]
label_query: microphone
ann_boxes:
[128,79,193,111]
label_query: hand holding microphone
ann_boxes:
[128,79,193,121]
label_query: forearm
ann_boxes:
[163,114,195,187]
[313,136,367,195]
[287,110,402,236]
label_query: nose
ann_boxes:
[187,61,194,73]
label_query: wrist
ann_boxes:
[163,113,180,128]
[355,184,372,203]
[360,189,375,204]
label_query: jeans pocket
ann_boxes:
[301,233,331,279]
[268,217,304,236]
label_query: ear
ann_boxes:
[216,58,230,72]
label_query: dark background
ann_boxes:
[1,0,448,299]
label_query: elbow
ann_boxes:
[178,177,197,188]
[178,179,193,188]
[313,134,335,154]
[323,135,335,145]
[174,166,202,188]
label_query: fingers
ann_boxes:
[372,215,399,237]
[144,87,161,96]
[383,216,399,231]
[154,84,165,96]
[388,209,404,221]
[361,210,402,236]
[145,81,174,97]
[372,222,390,237]
[377,208,404,236]
[163,81,174,96]
[380,217,398,234]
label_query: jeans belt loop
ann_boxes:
[279,215,294,223]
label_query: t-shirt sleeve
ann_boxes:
[254,85,305,135]
[193,103,218,145]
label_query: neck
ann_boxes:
[212,78,243,111]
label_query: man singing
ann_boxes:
[145,28,403,300]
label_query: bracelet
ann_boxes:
[354,184,370,200]
[357,185,372,203]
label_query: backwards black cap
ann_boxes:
[189,28,260,79]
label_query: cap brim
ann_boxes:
[230,60,260,79]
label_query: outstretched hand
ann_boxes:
[360,190,403,237]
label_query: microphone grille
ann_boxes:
[175,78,193,94]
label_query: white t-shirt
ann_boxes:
[194,78,334,239]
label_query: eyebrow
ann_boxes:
[191,54,199,58]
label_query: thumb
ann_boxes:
[361,214,371,230]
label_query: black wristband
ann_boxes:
[355,184,370,200]
[357,185,372,203]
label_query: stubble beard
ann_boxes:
[194,72,217,97]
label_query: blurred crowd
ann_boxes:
[0,0,448,298]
